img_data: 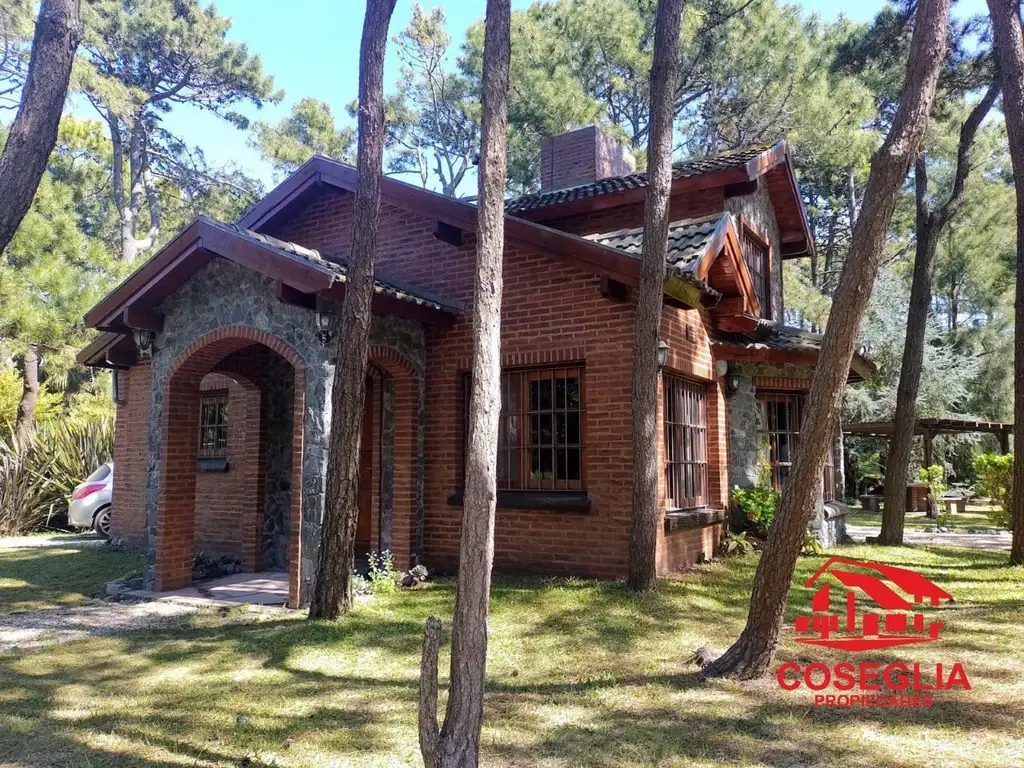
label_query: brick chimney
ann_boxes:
[539,125,636,191]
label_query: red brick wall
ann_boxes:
[272,188,736,578]
[539,125,636,191]
[192,374,263,566]
[111,364,150,549]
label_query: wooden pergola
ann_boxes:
[844,418,1013,467]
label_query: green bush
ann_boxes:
[973,453,1013,530]
[733,484,779,529]
[0,417,114,536]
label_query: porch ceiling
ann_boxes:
[83,216,464,338]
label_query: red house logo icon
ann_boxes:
[794,557,953,651]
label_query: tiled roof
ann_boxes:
[505,144,773,214]
[203,218,464,315]
[587,214,726,274]
[710,323,828,352]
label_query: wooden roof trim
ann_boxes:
[692,215,761,318]
[84,218,340,332]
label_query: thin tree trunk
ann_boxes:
[309,0,397,620]
[626,0,686,593]
[0,0,81,254]
[14,344,39,451]
[879,81,999,545]
[986,0,1024,566]
[704,0,950,679]
[418,2,511,765]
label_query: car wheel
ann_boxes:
[93,506,112,539]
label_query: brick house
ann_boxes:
[78,125,870,608]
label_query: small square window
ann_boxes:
[198,392,229,459]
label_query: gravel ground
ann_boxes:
[0,599,199,654]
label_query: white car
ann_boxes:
[68,462,113,538]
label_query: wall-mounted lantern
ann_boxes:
[656,339,669,369]
[315,309,334,344]
[132,328,154,360]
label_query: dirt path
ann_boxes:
[846,523,1011,550]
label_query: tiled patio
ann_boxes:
[150,571,289,607]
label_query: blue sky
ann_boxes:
[70,0,988,189]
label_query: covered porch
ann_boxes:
[79,217,463,607]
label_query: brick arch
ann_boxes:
[367,345,422,570]
[168,324,306,385]
[154,325,306,602]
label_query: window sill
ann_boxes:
[197,457,229,473]
[447,490,590,513]
[663,507,727,532]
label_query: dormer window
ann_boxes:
[740,222,771,319]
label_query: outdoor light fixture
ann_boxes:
[725,372,742,398]
[132,328,154,359]
[714,359,728,378]
[657,339,669,369]
[315,309,334,344]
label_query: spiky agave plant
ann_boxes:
[0,418,113,535]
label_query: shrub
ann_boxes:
[720,530,755,557]
[973,453,1013,530]
[0,417,114,536]
[733,484,780,530]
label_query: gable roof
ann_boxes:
[237,154,672,288]
[586,212,762,317]
[506,145,774,215]
[503,141,815,259]
[588,213,727,272]
[84,216,464,337]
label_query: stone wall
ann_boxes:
[144,258,332,602]
[725,177,784,322]
[261,353,295,571]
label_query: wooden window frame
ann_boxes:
[758,390,835,500]
[663,374,709,510]
[740,217,772,319]
[461,365,586,493]
[198,390,229,459]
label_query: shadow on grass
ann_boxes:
[0,550,1022,767]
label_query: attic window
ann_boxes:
[741,223,771,318]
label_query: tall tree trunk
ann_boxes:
[626,0,686,593]
[14,344,39,451]
[0,0,81,254]
[879,81,999,545]
[309,0,397,620]
[986,0,1024,566]
[704,0,950,679]
[419,2,511,765]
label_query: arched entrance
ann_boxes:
[153,328,306,604]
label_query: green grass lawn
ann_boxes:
[0,541,142,614]
[1,542,1023,767]
[845,504,1003,532]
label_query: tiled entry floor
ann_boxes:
[156,572,288,606]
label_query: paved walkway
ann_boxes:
[149,572,289,606]
[846,523,1011,550]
